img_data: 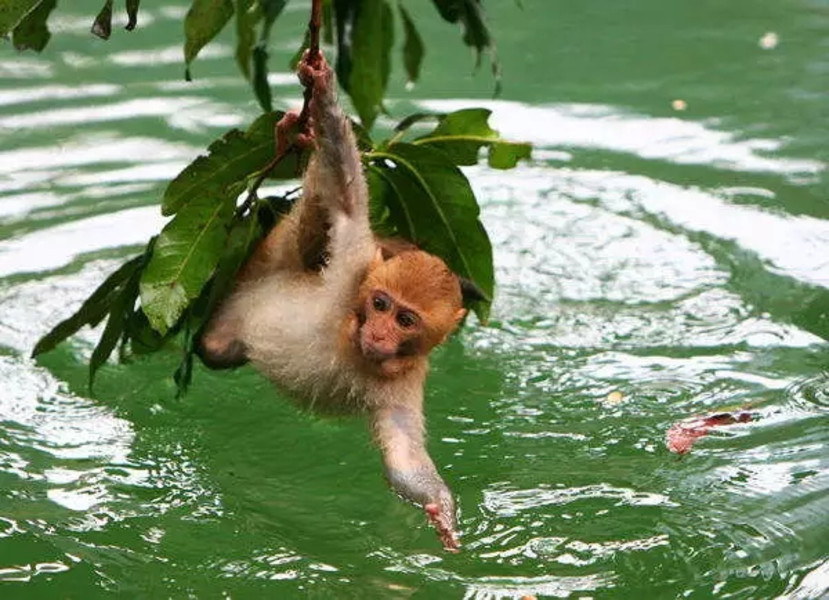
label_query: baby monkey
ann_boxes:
[198,50,469,550]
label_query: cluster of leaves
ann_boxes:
[1,0,498,129]
[194,0,499,127]
[7,0,529,394]
[195,0,501,127]
[0,0,137,50]
[32,108,530,394]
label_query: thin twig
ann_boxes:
[308,0,322,61]
[236,149,293,218]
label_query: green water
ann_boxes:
[1,1,828,597]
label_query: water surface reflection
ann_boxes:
[0,1,827,597]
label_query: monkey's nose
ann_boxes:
[362,338,397,361]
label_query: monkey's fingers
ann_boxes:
[295,131,314,150]
[425,503,460,553]
[275,110,302,152]
[274,110,315,153]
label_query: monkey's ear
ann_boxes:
[454,308,468,324]
[458,277,489,304]
[371,248,385,269]
[377,237,418,260]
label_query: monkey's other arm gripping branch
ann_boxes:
[236,0,323,219]
[236,97,313,219]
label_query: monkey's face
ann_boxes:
[353,250,467,377]
[356,289,424,377]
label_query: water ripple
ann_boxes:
[420,99,824,179]
[483,484,677,518]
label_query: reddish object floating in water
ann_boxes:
[666,412,752,454]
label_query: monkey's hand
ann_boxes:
[425,497,461,553]
[386,466,460,553]
[275,110,314,155]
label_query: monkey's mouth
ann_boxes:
[360,341,397,363]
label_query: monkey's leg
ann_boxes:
[198,110,330,369]
[200,50,369,369]
[371,405,460,552]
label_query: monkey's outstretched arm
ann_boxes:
[372,404,460,552]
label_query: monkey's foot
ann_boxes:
[425,503,460,553]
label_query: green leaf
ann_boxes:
[368,143,494,320]
[431,0,490,54]
[366,168,397,237]
[393,112,440,134]
[125,0,140,31]
[184,0,234,80]
[430,0,500,92]
[347,0,394,128]
[11,0,56,52]
[398,2,423,84]
[0,0,42,36]
[322,0,333,45]
[234,0,259,80]
[31,256,143,358]
[367,164,414,238]
[173,307,199,397]
[89,265,142,389]
[350,117,375,152]
[163,111,291,216]
[250,0,288,111]
[126,309,169,355]
[206,211,262,311]
[140,194,236,334]
[414,108,531,169]
[252,43,273,111]
[288,28,310,71]
[487,139,531,169]
[91,0,114,40]
[176,211,261,397]
[260,0,287,33]
[332,0,355,94]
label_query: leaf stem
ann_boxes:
[385,129,407,148]
[236,147,294,218]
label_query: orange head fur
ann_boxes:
[351,250,467,378]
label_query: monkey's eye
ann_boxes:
[372,294,391,312]
[396,310,417,328]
